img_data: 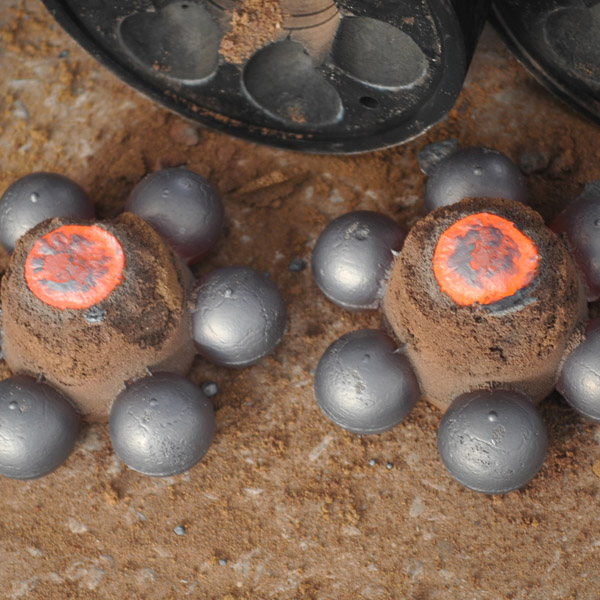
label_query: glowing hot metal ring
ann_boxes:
[432,212,539,306]
[25,224,125,309]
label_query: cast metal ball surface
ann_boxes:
[109,372,216,477]
[437,390,548,494]
[424,147,528,212]
[314,329,420,434]
[191,266,287,367]
[552,190,600,301]
[557,319,600,422]
[126,167,224,264]
[0,375,79,479]
[0,172,95,252]
[311,211,405,310]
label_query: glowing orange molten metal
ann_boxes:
[433,212,539,306]
[25,225,125,309]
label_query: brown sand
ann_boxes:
[2,2,600,599]
[219,0,340,64]
[383,197,588,411]
[219,0,284,63]
[1,213,195,421]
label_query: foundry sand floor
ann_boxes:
[1,2,600,598]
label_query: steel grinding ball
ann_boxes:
[556,319,600,422]
[424,147,528,213]
[0,172,95,252]
[314,329,420,434]
[191,266,287,367]
[437,390,548,494]
[125,167,224,264]
[552,191,600,301]
[0,375,79,479]
[109,372,216,477]
[311,211,405,310]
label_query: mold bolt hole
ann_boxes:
[360,96,378,109]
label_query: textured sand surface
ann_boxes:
[1,2,600,598]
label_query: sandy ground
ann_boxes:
[1,2,600,599]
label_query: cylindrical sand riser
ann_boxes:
[1,213,196,422]
[383,197,588,412]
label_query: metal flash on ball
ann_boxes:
[0,169,287,479]
[312,143,598,494]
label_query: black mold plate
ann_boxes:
[42,0,490,153]
[491,0,600,125]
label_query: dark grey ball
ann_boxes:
[109,372,216,477]
[312,211,405,310]
[191,266,287,367]
[552,187,600,301]
[437,390,548,494]
[0,375,79,479]
[424,147,528,212]
[314,329,420,434]
[557,319,600,422]
[0,172,95,252]
[126,167,224,264]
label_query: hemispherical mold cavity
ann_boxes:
[331,17,427,90]
[545,6,600,86]
[119,1,220,83]
[242,40,343,127]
